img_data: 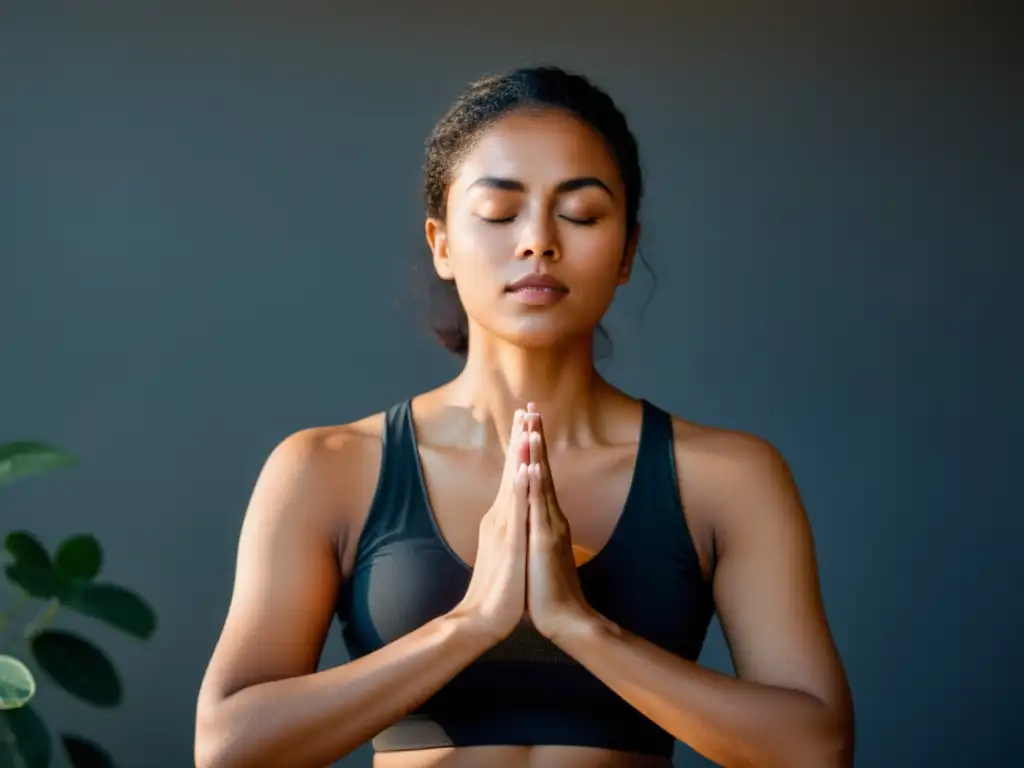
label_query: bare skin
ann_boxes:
[195,108,853,768]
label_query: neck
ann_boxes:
[446,327,612,448]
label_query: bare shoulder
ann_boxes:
[253,411,387,544]
[275,410,385,464]
[667,414,800,548]
[278,412,386,481]
[669,415,788,484]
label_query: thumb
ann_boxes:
[528,463,548,533]
[511,463,529,533]
[499,416,528,495]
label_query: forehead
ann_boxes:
[453,109,622,190]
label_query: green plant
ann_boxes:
[0,441,158,767]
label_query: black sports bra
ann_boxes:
[335,399,714,757]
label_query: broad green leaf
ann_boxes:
[0,656,34,710]
[63,584,155,641]
[54,536,102,582]
[3,563,66,601]
[61,735,116,768]
[4,533,51,570]
[0,704,52,767]
[0,442,75,488]
[29,631,121,708]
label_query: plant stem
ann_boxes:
[21,599,59,641]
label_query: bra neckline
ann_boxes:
[402,399,653,575]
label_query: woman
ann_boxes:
[195,66,854,768]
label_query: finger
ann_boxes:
[500,410,527,493]
[530,415,556,497]
[542,462,563,524]
[529,430,541,467]
[528,462,549,529]
[507,409,526,450]
[519,427,532,468]
[511,463,529,538]
[525,402,539,434]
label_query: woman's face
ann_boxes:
[427,108,636,350]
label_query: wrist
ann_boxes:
[441,607,510,649]
[545,607,616,649]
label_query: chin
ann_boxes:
[490,319,593,351]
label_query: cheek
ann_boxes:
[564,228,627,291]
[446,225,511,302]
[457,223,511,258]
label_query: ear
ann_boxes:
[617,224,640,285]
[425,218,454,281]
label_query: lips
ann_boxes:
[505,273,568,293]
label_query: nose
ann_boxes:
[516,216,561,262]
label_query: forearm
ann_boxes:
[196,612,497,768]
[552,614,853,768]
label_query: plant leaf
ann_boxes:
[0,442,75,488]
[53,536,102,582]
[4,533,51,570]
[3,563,66,601]
[29,630,121,707]
[63,584,155,641]
[0,656,35,710]
[61,735,116,768]
[0,704,52,767]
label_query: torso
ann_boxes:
[334,391,716,587]
[329,389,718,767]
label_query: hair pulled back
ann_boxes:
[422,66,644,356]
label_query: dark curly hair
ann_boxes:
[421,66,647,357]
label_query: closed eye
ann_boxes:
[479,215,598,226]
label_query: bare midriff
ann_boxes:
[374,745,672,767]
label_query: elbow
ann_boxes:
[196,729,249,768]
[824,715,855,768]
[194,716,229,768]
[194,742,226,768]
[194,734,225,768]
[794,708,855,768]
[825,698,856,768]
[777,735,851,768]
[761,697,853,768]
[194,701,248,768]
[806,733,854,768]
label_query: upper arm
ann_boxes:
[197,427,361,715]
[701,434,852,722]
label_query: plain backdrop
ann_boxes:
[2,2,1021,766]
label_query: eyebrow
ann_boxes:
[467,176,615,198]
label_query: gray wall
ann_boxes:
[2,2,1020,766]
